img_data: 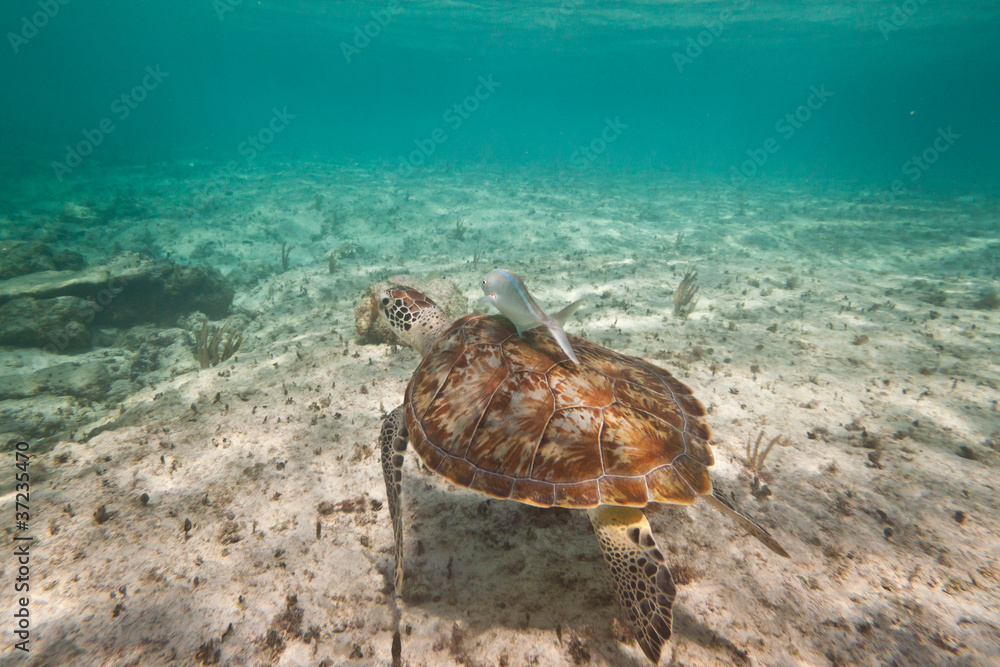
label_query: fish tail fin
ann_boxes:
[546,319,580,364]
[552,298,586,327]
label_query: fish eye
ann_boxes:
[481,279,486,285]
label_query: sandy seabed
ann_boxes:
[1,161,998,666]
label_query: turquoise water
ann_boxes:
[2,1,998,189]
[2,3,1000,666]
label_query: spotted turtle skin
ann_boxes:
[403,314,714,508]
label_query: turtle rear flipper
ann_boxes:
[703,490,789,558]
[379,405,408,593]
[589,506,675,664]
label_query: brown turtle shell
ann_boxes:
[404,314,714,508]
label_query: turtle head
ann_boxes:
[377,286,450,357]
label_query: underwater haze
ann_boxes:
[2,1,1000,666]
[1,1,999,186]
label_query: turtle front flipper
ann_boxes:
[379,405,408,594]
[588,506,675,664]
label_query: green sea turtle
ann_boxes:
[376,285,788,663]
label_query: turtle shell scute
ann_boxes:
[405,315,713,508]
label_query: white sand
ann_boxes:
[2,161,998,666]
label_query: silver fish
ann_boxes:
[479,268,584,364]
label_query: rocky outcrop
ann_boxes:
[0,252,233,351]
[0,240,87,280]
[0,360,111,402]
[0,360,119,446]
[0,296,93,351]
[0,326,199,445]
